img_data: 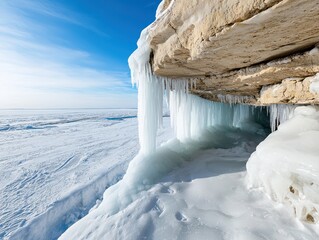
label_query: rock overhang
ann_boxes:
[148,0,319,105]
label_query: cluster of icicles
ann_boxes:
[217,94,253,104]
[128,28,295,155]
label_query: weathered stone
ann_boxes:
[258,76,319,105]
[149,0,319,105]
[190,47,319,104]
[150,0,319,77]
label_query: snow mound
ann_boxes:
[247,106,319,223]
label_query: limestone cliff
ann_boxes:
[149,0,319,105]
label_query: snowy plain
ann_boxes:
[0,109,173,239]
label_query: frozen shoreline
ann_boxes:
[0,109,173,239]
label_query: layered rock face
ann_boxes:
[149,0,319,105]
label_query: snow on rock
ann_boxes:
[310,73,319,94]
[128,27,165,155]
[247,106,319,223]
[155,0,175,19]
[127,0,178,155]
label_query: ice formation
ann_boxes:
[128,27,165,155]
[128,26,264,154]
[168,88,261,141]
[217,94,253,105]
[127,0,178,150]
[155,0,175,19]
[268,104,296,132]
[128,20,319,228]
[115,0,315,226]
[105,0,269,218]
[247,106,319,223]
[129,0,275,156]
[129,44,263,153]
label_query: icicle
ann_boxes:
[128,28,165,155]
[217,94,253,105]
[268,104,296,132]
[190,79,197,90]
[168,87,257,142]
[129,5,262,154]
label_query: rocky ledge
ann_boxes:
[149,0,319,105]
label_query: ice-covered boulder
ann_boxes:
[247,106,319,223]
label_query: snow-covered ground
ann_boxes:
[2,107,319,240]
[60,122,319,240]
[0,109,173,239]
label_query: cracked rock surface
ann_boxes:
[149,0,319,105]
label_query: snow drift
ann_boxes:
[247,106,319,223]
[59,125,319,240]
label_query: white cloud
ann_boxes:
[0,0,137,109]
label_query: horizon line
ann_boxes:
[0,107,138,110]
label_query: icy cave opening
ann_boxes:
[127,19,319,226]
[127,23,294,156]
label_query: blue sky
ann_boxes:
[0,0,160,108]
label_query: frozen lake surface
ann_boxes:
[0,109,173,239]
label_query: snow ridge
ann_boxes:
[9,164,126,240]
